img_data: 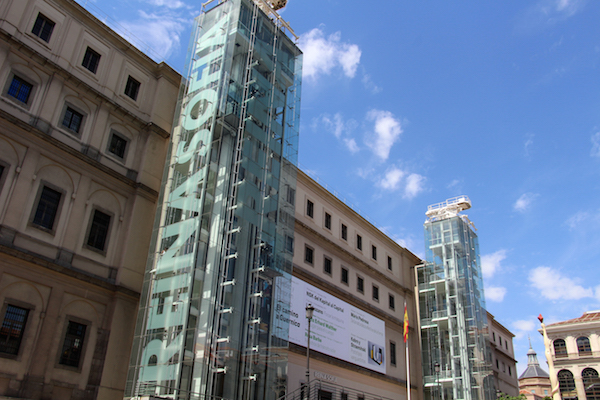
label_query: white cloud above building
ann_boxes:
[481,249,507,279]
[528,266,600,301]
[365,109,402,162]
[299,28,361,81]
[514,192,537,212]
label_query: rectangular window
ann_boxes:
[341,224,347,240]
[285,235,294,253]
[508,366,512,376]
[124,76,141,100]
[286,186,295,205]
[304,246,313,265]
[341,267,348,284]
[0,305,29,355]
[32,13,55,42]
[372,245,377,260]
[357,276,364,293]
[324,212,331,229]
[496,359,499,369]
[388,256,392,271]
[390,341,397,366]
[62,106,84,134]
[59,321,87,367]
[341,394,348,400]
[33,186,62,230]
[157,296,165,315]
[493,332,495,341]
[372,285,379,301]
[86,209,111,252]
[107,132,128,159]
[389,294,395,310]
[306,200,314,218]
[357,234,362,250]
[324,256,332,275]
[7,75,33,104]
[82,47,100,73]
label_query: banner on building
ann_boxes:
[275,277,386,374]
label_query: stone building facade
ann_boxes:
[0,0,180,398]
[544,311,600,400]
[488,312,519,397]
[288,170,423,400]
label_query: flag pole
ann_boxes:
[404,301,411,400]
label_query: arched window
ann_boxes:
[558,369,577,399]
[148,355,157,366]
[583,368,600,400]
[577,337,592,355]
[554,339,568,358]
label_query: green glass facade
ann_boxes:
[418,211,494,400]
[125,1,302,399]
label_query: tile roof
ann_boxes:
[546,311,600,327]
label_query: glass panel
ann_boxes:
[126,1,302,399]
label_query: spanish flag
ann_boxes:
[403,301,409,343]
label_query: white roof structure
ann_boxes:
[425,195,475,228]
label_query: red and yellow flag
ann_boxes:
[403,302,409,343]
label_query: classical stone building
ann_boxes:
[488,312,519,397]
[289,170,423,400]
[544,311,600,400]
[0,0,180,398]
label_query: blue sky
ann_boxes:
[78,0,600,374]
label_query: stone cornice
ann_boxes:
[0,242,140,298]
[0,108,160,200]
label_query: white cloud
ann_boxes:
[319,113,359,153]
[362,73,382,94]
[554,0,585,16]
[514,193,537,212]
[378,167,405,191]
[404,173,425,199]
[321,113,344,139]
[145,0,187,8]
[118,12,186,59]
[513,319,536,332]
[365,109,402,161]
[299,28,361,80]
[524,134,534,157]
[485,286,507,302]
[376,168,425,199]
[343,138,359,153]
[565,211,590,230]
[529,266,596,300]
[481,249,507,279]
[512,319,537,339]
[515,0,586,34]
[447,179,461,189]
[591,132,600,158]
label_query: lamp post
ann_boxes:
[305,304,315,400]
[434,362,440,400]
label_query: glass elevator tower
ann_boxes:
[418,197,494,400]
[125,1,302,399]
